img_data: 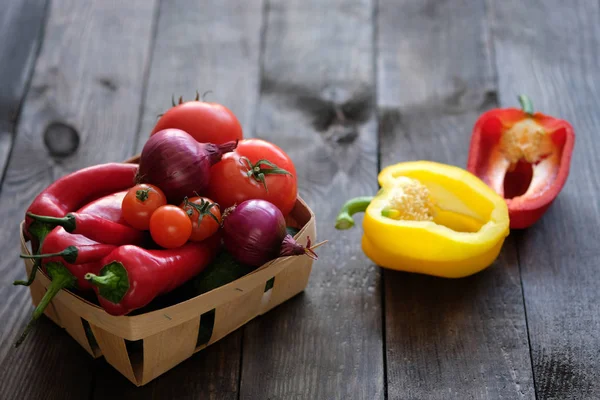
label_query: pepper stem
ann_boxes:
[14,262,77,347]
[335,196,374,230]
[518,94,534,116]
[14,219,55,286]
[26,212,77,233]
[19,245,79,264]
[85,262,130,304]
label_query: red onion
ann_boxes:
[136,128,237,203]
[222,199,318,267]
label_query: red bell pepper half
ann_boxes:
[467,95,575,229]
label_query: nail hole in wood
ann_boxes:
[44,122,79,157]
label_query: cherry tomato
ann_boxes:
[179,196,221,242]
[149,205,193,248]
[122,184,167,230]
[207,139,298,216]
[151,100,243,145]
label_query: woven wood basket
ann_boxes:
[18,156,317,386]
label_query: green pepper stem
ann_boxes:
[518,94,534,116]
[19,245,78,264]
[26,212,76,233]
[335,196,374,230]
[15,219,55,286]
[85,271,119,289]
[85,262,129,304]
[13,260,41,286]
[14,262,76,347]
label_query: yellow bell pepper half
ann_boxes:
[335,161,510,278]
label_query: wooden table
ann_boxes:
[1,1,598,399]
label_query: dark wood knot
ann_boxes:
[44,122,80,157]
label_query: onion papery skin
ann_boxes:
[137,128,237,203]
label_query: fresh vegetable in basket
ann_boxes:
[21,226,117,271]
[179,196,221,242]
[149,205,193,249]
[121,183,167,230]
[208,139,298,216]
[192,250,253,295]
[335,161,510,278]
[466,95,575,229]
[151,93,244,145]
[222,199,318,267]
[84,234,221,316]
[18,164,138,287]
[23,163,138,253]
[25,211,146,246]
[15,190,140,346]
[136,128,237,203]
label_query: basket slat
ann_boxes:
[54,302,95,356]
[141,316,201,385]
[261,256,313,315]
[90,324,138,385]
[209,284,265,346]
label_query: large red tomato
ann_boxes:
[207,139,298,216]
[151,100,243,145]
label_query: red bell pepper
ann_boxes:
[466,95,575,229]
[85,235,221,316]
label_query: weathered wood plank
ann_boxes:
[492,0,600,398]
[377,0,535,398]
[0,0,48,179]
[239,1,383,399]
[0,0,157,398]
[95,0,264,397]
[135,0,264,151]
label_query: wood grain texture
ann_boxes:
[0,0,48,179]
[135,0,265,151]
[0,0,157,398]
[491,0,600,398]
[95,0,264,397]
[239,1,383,399]
[377,0,535,398]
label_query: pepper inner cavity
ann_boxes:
[500,119,552,199]
[381,177,484,233]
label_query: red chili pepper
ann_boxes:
[14,190,133,347]
[25,211,146,246]
[25,228,116,287]
[84,235,221,316]
[466,95,575,229]
[24,163,138,250]
[20,191,132,287]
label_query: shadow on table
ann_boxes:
[382,240,524,355]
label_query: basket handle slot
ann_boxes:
[81,319,101,357]
[264,277,275,292]
[196,308,216,349]
[260,277,276,313]
[125,338,144,383]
